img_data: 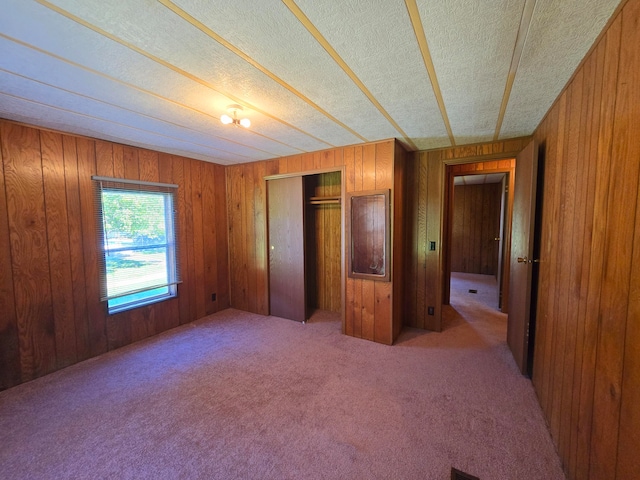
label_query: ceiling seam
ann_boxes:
[493,0,537,141]
[0,33,306,156]
[281,0,418,151]
[404,0,455,147]
[34,0,336,149]
[0,68,285,158]
[0,90,257,160]
[157,0,369,144]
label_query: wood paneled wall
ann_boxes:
[305,172,341,312]
[226,139,404,344]
[405,138,529,331]
[451,183,502,275]
[0,120,229,390]
[531,0,640,478]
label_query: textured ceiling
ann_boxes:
[0,0,622,165]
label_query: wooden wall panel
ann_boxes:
[404,154,419,328]
[63,136,91,361]
[0,124,20,390]
[392,142,406,340]
[530,2,640,478]
[451,183,501,275]
[2,123,56,381]
[215,163,231,310]
[226,165,249,312]
[0,119,229,390]
[41,132,77,369]
[202,162,219,316]
[425,153,443,330]
[157,153,180,333]
[252,161,268,315]
[170,154,190,326]
[181,159,198,322]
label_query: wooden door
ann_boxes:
[507,140,538,374]
[268,176,306,322]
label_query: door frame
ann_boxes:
[443,161,516,312]
[264,166,346,330]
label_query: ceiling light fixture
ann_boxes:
[220,104,251,128]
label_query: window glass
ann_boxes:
[95,179,180,314]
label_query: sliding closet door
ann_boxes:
[267,176,306,322]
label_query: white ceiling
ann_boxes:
[0,0,622,165]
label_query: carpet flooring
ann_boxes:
[0,275,565,479]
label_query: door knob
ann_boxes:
[517,256,541,264]
[494,237,500,241]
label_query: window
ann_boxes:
[93,176,180,314]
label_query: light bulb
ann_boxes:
[220,114,232,125]
[240,118,251,128]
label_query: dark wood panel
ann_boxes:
[216,163,232,311]
[360,279,375,341]
[614,4,640,475]
[171,155,190,326]
[404,155,419,328]
[566,53,596,478]
[41,131,77,369]
[202,162,219,316]
[77,137,108,357]
[590,3,636,477]
[2,123,56,381]
[62,135,91,361]
[374,281,391,344]
[416,154,428,328]
[155,153,180,333]
[190,160,206,321]
[573,41,606,480]
[392,143,406,341]
[425,152,443,330]
[226,165,248,312]
[182,158,198,322]
[556,76,582,465]
[243,164,257,314]
[253,161,268,315]
[451,183,501,275]
[0,124,20,389]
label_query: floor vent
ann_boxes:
[468,289,478,294]
[451,467,480,480]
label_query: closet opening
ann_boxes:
[304,172,342,319]
[266,169,343,328]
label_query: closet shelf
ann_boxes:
[308,195,341,205]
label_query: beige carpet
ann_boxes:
[0,281,565,479]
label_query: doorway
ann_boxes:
[443,160,515,315]
[450,173,506,311]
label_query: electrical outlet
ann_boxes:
[429,241,436,251]
[428,306,434,315]
[211,293,217,301]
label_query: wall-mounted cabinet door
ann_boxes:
[267,176,306,322]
